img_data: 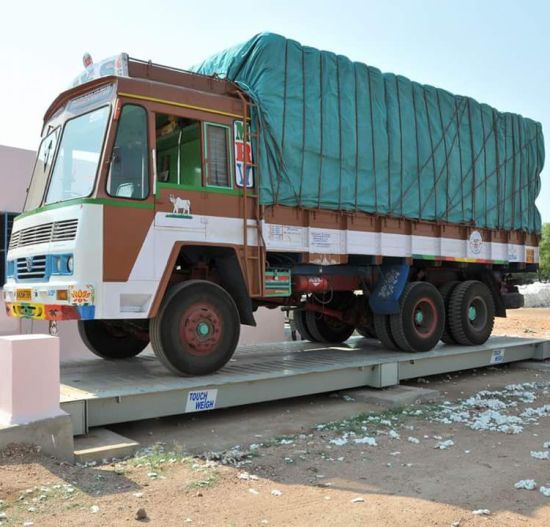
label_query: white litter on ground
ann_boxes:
[351,497,365,503]
[543,441,550,449]
[248,489,260,495]
[388,430,400,440]
[519,282,550,308]
[530,451,550,460]
[407,437,420,444]
[540,486,550,497]
[514,480,537,490]
[434,440,455,450]
[238,472,259,481]
[432,382,550,435]
[472,509,491,515]
[354,436,377,446]
[271,489,282,497]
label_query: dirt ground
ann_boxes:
[493,308,550,339]
[1,309,550,527]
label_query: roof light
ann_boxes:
[83,52,93,69]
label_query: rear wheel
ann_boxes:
[149,280,240,376]
[300,292,356,344]
[357,323,377,339]
[78,319,149,359]
[439,281,460,345]
[390,282,445,352]
[304,311,355,343]
[373,314,398,350]
[448,280,495,345]
[293,309,316,342]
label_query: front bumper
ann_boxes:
[3,283,96,321]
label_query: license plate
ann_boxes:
[16,289,32,301]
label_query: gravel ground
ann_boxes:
[0,308,549,527]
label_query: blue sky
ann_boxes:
[1,0,548,220]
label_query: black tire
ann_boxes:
[293,309,316,342]
[373,314,398,350]
[390,282,445,352]
[439,281,460,345]
[448,280,495,346]
[357,323,377,339]
[304,311,355,343]
[78,319,149,359]
[149,280,240,376]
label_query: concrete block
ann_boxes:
[74,428,139,464]
[342,385,442,408]
[0,414,74,462]
[0,334,63,425]
[515,360,550,372]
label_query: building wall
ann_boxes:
[0,145,36,212]
[0,144,285,363]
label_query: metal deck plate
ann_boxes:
[60,336,550,435]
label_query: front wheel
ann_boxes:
[149,280,240,376]
[78,320,149,359]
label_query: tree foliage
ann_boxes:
[539,223,550,281]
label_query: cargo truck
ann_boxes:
[3,34,544,375]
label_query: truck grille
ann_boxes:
[9,219,78,249]
[16,255,47,280]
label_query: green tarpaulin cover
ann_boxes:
[192,33,544,233]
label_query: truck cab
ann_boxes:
[4,54,261,374]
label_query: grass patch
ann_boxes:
[124,444,192,472]
[317,403,447,434]
[186,471,219,490]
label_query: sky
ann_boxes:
[1,0,548,219]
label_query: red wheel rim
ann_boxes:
[179,302,222,356]
[411,297,437,338]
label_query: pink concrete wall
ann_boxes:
[0,145,35,212]
[0,334,63,425]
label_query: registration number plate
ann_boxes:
[16,289,32,301]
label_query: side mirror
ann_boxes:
[111,146,121,164]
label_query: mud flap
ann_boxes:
[369,264,410,315]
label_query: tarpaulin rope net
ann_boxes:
[192,33,544,233]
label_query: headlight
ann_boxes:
[55,257,62,273]
[67,255,74,273]
[6,260,14,277]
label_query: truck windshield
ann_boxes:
[45,106,110,205]
[24,127,60,211]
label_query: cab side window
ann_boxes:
[205,124,231,188]
[155,114,202,186]
[107,105,149,199]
